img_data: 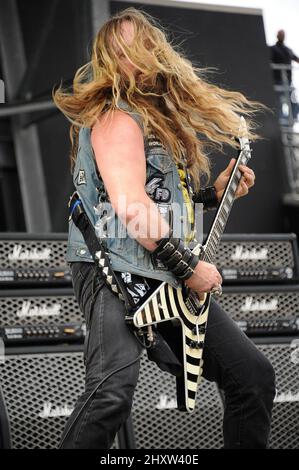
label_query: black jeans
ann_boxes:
[59,262,276,449]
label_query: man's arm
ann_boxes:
[289,47,299,63]
[91,110,170,252]
[91,108,222,293]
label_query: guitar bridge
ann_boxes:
[185,298,198,315]
[192,325,206,335]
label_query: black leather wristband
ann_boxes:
[174,254,199,280]
[192,185,219,211]
[154,238,181,261]
[167,247,194,270]
[152,232,199,282]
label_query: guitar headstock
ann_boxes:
[237,116,252,165]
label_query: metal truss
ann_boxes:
[0,0,52,232]
[271,63,299,198]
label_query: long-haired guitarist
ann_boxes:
[54,7,275,449]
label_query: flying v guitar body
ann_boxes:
[132,275,211,412]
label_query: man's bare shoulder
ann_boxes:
[91,108,143,143]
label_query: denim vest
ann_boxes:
[65,98,195,289]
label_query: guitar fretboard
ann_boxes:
[202,149,250,264]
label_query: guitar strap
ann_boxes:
[68,190,137,313]
[68,190,183,376]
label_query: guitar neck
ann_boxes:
[202,150,248,264]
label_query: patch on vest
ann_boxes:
[145,173,171,203]
[77,169,86,185]
[118,271,151,305]
[147,133,168,152]
[150,202,172,272]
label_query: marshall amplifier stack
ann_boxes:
[212,233,299,448]
[0,233,87,449]
[0,232,72,289]
[0,233,84,346]
[214,233,299,286]
[0,233,126,449]
[0,288,85,345]
[0,344,125,449]
[128,233,299,449]
[212,233,299,336]
[1,232,299,449]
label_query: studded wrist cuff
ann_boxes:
[152,233,199,281]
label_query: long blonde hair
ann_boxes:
[53,6,264,191]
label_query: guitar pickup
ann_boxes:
[189,340,204,349]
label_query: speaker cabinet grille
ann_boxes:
[0,235,68,269]
[254,339,299,449]
[0,347,84,448]
[0,346,119,449]
[132,352,224,449]
[0,289,82,327]
[214,237,296,270]
[218,285,299,323]
[2,341,297,448]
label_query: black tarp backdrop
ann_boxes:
[4,0,285,233]
[111,1,286,234]
[0,55,25,232]
[10,0,93,232]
